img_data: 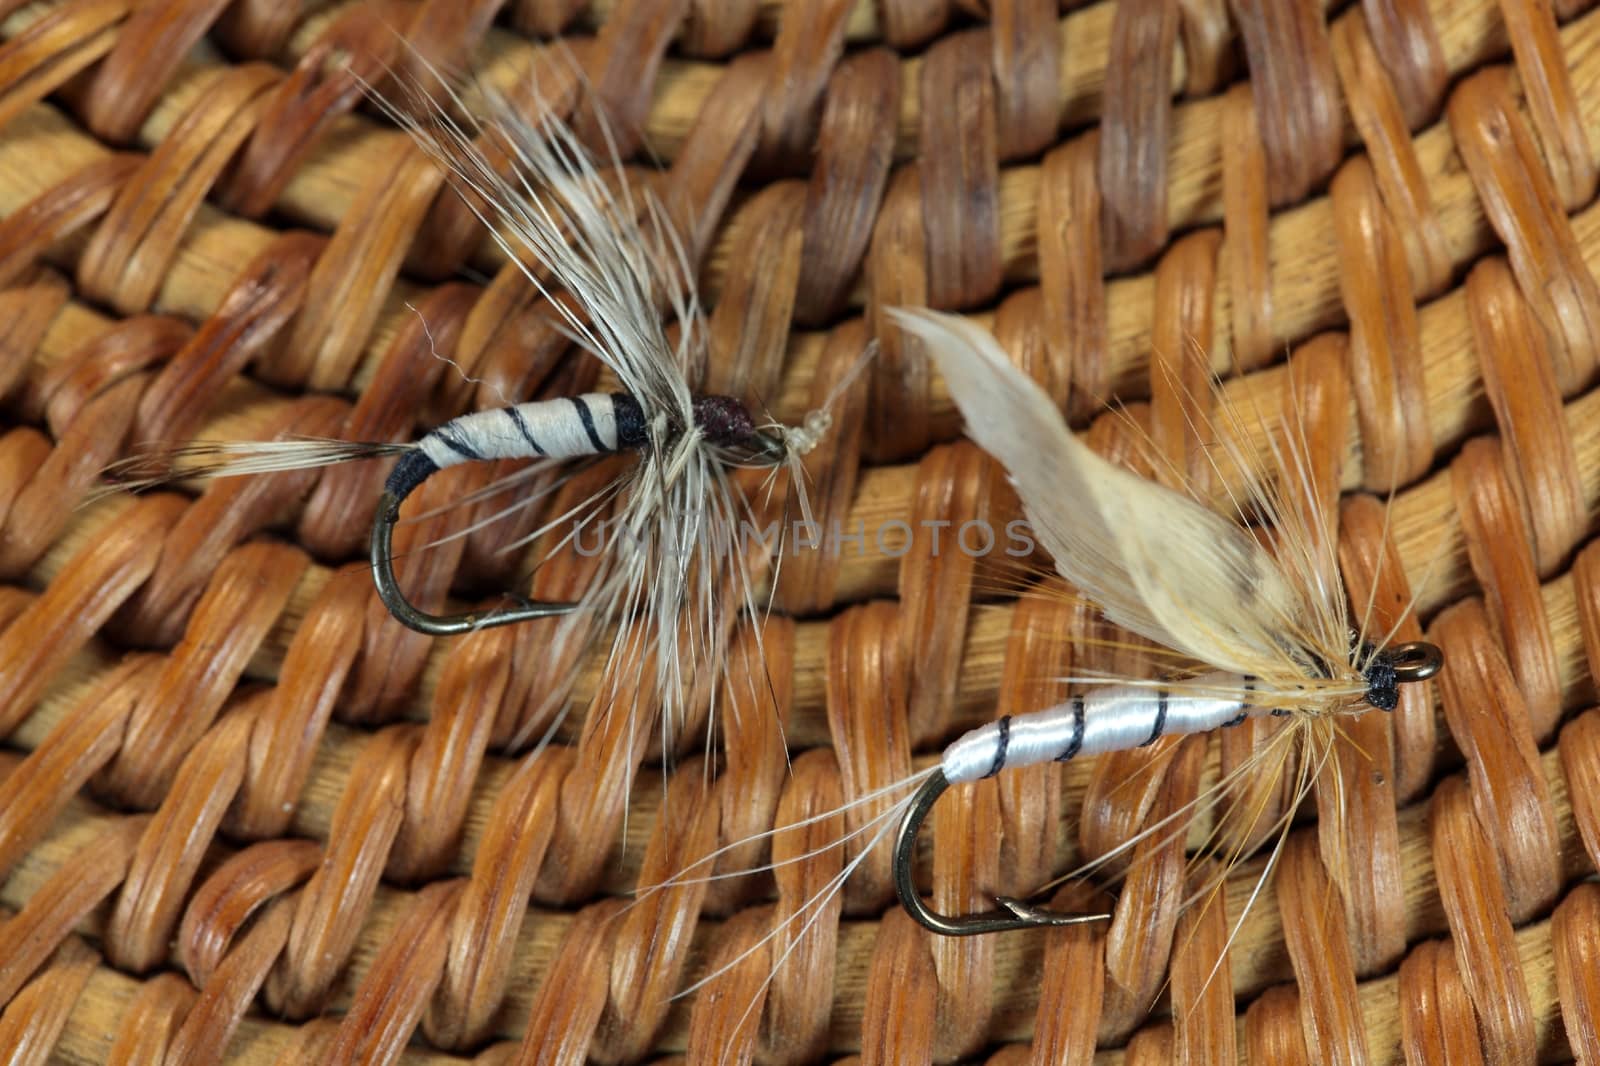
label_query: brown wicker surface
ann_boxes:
[1,0,1599,1062]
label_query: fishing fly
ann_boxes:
[660,307,1442,1016]
[110,72,839,753]
[885,309,1443,935]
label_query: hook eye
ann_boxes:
[370,490,579,636]
[1386,640,1443,684]
[894,770,1111,937]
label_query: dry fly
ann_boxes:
[109,74,845,758]
[658,309,1440,1026]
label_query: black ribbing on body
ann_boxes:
[1141,689,1169,746]
[612,393,648,448]
[571,396,605,451]
[1055,695,1086,762]
[1223,676,1254,728]
[983,715,1012,779]
[432,424,484,461]
[1362,643,1400,711]
[384,449,439,502]
[505,405,546,456]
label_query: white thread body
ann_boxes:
[942,672,1264,784]
[417,393,622,470]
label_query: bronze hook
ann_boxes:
[894,770,1111,937]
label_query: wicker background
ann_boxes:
[1,0,1599,1062]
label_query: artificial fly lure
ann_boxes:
[110,72,839,754]
[884,309,1444,936]
[369,388,788,635]
[657,306,1443,1014]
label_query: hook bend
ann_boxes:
[370,489,580,636]
[894,769,1111,937]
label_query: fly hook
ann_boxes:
[893,638,1444,937]
[370,487,580,636]
[366,395,790,636]
[893,769,1112,936]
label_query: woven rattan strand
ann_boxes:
[1,0,1599,1063]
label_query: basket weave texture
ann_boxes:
[1,0,1600,1062]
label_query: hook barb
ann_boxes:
[370,490,580,636]
[894,769,1111,937]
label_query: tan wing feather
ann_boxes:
[890,309,1310,678]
